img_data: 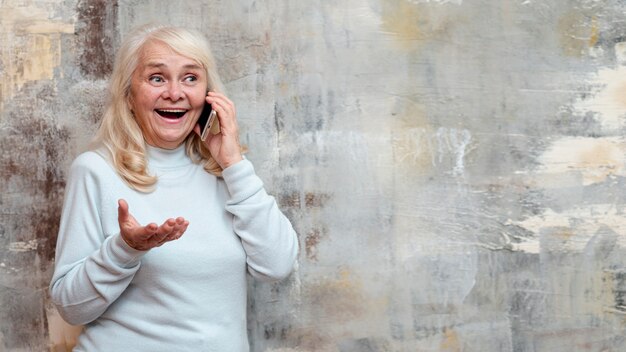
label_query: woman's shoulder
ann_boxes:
[69,148,116,177]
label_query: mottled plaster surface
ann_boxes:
[3,0,626,351]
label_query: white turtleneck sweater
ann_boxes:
[50,145,298,352]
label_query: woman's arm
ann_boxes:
[199,92,298,280]
[49,153,146,325]
[222,159,299,281]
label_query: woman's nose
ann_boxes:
[162,81,183,101]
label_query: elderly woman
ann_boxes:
[49,24,298,351]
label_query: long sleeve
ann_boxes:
[221,159,299,281]
[49,147,295,351]
[49,152,146,326]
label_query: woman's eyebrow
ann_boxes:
[144,62,203,70]
[144,61,165,69]
[183,64,203,70]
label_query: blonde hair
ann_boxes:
[92,24,225,192]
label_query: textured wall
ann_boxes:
[2,0,626,351]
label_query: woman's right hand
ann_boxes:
[117,199,188,251]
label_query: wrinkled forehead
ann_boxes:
[138,39,205,70]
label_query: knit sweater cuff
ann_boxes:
[221,159,264,203]
[107,233,146,267]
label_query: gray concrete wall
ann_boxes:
[2,0,626,351]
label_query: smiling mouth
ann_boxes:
[155,109,188,119]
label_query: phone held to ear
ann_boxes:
[197,102,220,141]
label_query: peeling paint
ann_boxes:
[537,136,625,185]
[76,0,118,79]
[507,204,626,253]
[393,127,473,176]
[572,66,626,131]
[304,228,325,261]
[8,240,39,252]
[0,5,74,112]
[279,191,331,209]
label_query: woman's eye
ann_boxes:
[149,76,164,83]
[184,75,198,83]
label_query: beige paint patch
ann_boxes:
[380,0,423,39]
[558,10,598,57]
[23,35,59,82]
[537,136,626,185]
[305,268,366,322]
[0,4,74,112]
[379,0,455,48]
[300,268,390,343]
[573,66,626,131]
[46,305,82,352]
[439,327,461,352]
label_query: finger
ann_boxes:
[120,221,158,250]
[171,218,189,240]
[156,218,188,245]
[117,199,130,223]
[152,218,177,243]
[143,223,158,236]
[155,223,178,245]
[207,93,236,121]
[210,103,237,133]
[159,218,189,244]
[128,222,158,242]
[207,97,232,117]
[208,91,234,108]
[118,199,148,244]
[118,199,147,228]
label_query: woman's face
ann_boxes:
[129,40,207,149]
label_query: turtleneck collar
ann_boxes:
[145,144,191,169]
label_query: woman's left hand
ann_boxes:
[195,91,243,169]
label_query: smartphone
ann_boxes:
[197,102,219,141]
